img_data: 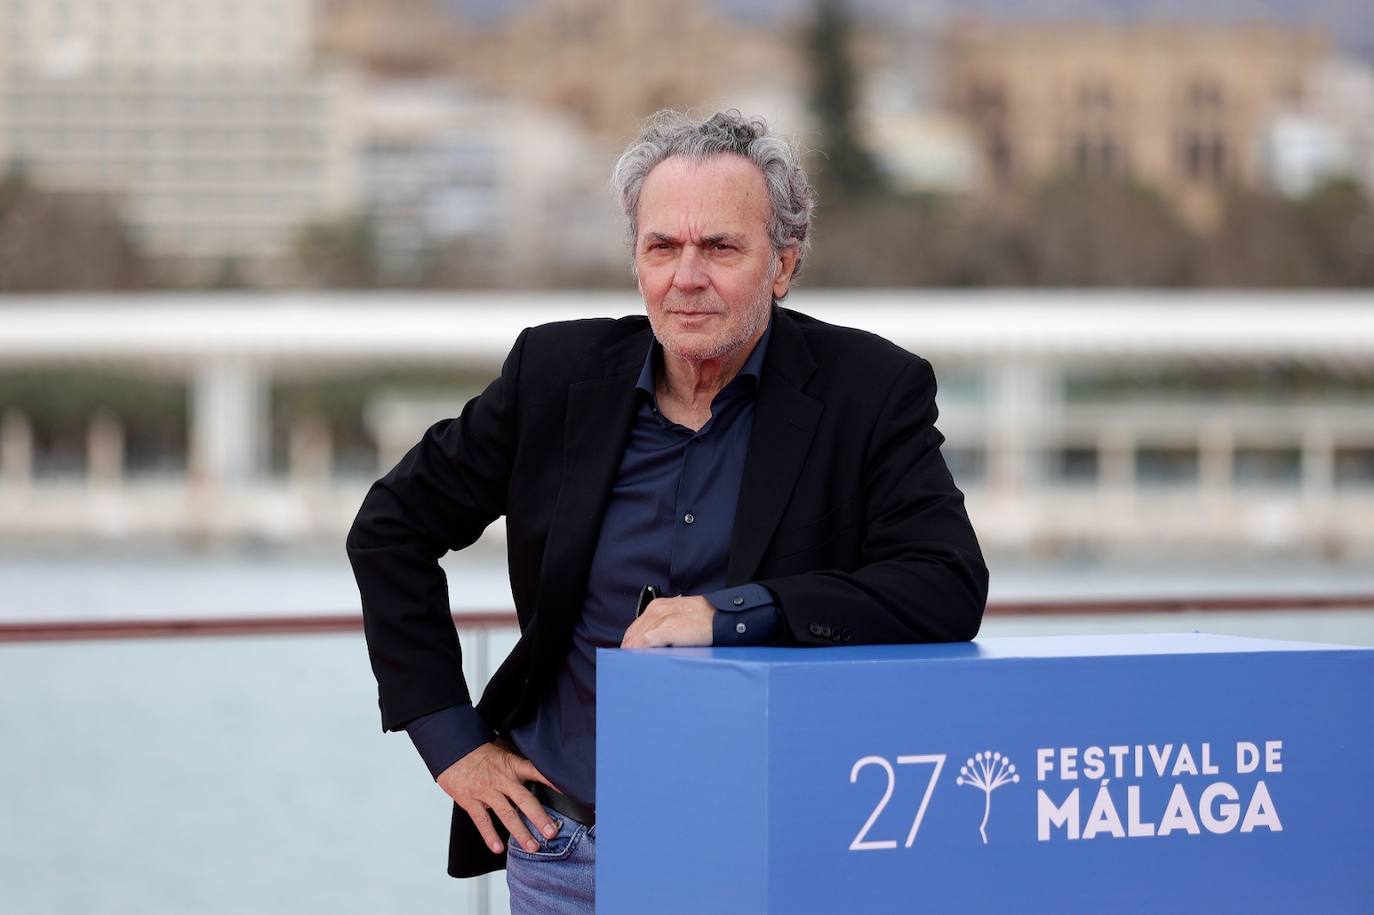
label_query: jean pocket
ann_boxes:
[507,810,582,862]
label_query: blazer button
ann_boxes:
[809,623,823,636]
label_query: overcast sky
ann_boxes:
[441,0,1371,55]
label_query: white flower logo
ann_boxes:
[956,751,1020,844]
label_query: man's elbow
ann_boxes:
[345,480,404,556]
[935,555,988,643]
[958,557,990,641]
[345,483,381,554]
[948,606,983,643]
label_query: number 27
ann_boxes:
[848,754,947,851]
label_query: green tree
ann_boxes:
[290,215,382,288]
[805,0,885,199]
[1300,179,1374,287]
[0,168,152,291]
[1018,178,1196,286]
[1200,190,1324,287]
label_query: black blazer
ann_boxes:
[347,305,988,877]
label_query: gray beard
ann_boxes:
[650,270,774,364]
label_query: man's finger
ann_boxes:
[489,796,540,853]
[515,758,558,792]
[621,616,644,648]
[622,598,672,647]
[460,802,505,856]
[507,781,559,840]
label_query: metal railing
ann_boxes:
[5,595,1374,643]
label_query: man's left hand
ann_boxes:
[620,595,714,648]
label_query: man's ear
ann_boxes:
[773,243,800,299]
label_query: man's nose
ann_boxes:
[672,246,709,291]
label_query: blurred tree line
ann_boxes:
[797,176,1374,288]
[0,170,152,291]
[7,162,1369,292]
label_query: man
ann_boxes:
[347,110,987,911]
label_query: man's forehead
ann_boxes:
[637,154,771,233]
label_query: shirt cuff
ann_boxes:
[403,703,495,780]
[706,583,783,646]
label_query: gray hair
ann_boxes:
[611,109,816,288]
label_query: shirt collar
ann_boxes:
[635,311,774,398]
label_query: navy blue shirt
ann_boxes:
[406,322,784,803]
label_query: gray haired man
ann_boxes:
[347,109,986,912]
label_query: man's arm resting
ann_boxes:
[761,357,988,646]
[620,584,783,648]
[705,583,784,645]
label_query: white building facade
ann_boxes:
[2,291,1373,560]
[0,0,357,282]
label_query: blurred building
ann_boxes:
[1262,58,1374,198]
[357,77,622,285]
[316,0,458,75]
[316,0,812,286]
[945,22,1330,228]
[446,0,802,141]
[0,0,358,284]
[861,18,980,194]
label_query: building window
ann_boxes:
[1180,133,1227,183]
[1233,447,1302,488]
[1334,448,1374,487]
[1177,76,1228,183]
[1072,133,1122,178]
[1047,446,1098,485]
[1136,447,1199,486]
[1187,79,1225,114]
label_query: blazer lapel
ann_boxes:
[535,328,649,634]
[728,308,823,583]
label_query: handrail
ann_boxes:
[2,595,1372,643]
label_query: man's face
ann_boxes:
[634,154,797,363]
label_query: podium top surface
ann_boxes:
[602,632,1368,669]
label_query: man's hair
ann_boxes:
[611,109,817,285]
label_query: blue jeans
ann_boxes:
[506,802,595,914]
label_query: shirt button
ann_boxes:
[736,622,747,634]
[684,513,695,525]
[732,596,744,606]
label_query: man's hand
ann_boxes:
[436,740,559,855]
[620,594,714,648]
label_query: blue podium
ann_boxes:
[597,634,1374,913]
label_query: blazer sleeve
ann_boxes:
[346,328,528,733]
[761,357,988,645]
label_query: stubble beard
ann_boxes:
[649,265,775,364]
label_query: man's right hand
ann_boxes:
[436,740,560,855]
